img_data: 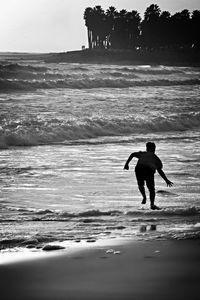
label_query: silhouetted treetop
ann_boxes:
[84,4,200,50]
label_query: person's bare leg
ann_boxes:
[149,188,155,206]
[149,188,160,210]
[146,179,160,210]
[138,185,146,204]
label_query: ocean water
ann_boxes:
[0,55,200,255]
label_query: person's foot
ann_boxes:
[141,198,146,204]
[150,204,160,210]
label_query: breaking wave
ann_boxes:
[0,62,47,72]
[1,206,199,250]
[126,206,200,217]
[101,66,185,75]
[0,62,200,92]
[3,206,200,221]
[1,78,200,92]
[0,112,199,148]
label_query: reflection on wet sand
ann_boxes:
[139,225,157,232]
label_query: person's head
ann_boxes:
[146,142,156,153]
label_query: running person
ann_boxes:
[124,142,173,210]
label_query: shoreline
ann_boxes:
[0,238,129,265]
[1,239,200,300]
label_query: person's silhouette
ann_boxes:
[124,142,173,210]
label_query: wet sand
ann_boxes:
[1,239,200,300]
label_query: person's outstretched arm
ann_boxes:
[124,153,137,170]
[157,168,173,187]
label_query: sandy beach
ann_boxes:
[0,55,200,300]
[1,239,200,300]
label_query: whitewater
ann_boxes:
[0,55,200,256]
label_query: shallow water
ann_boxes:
[0,58,200,254]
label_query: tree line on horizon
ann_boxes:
[83,4,200,50]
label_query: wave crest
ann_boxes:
[126,206,200,217]
[1,77,200,92]
[4,206,200,220]
[0,112,199,148]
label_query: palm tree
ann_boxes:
[180,10,191,47]
[144,4,161,22]
[114,9,128,48]
[84,6,107,49]
[84,7,94,49]
[92,6,105,48]
[84,6,141,50]
[158,11,171,48]
[171,10,191,48]
[106,6,117,48]
[126,10,141,49]
[84,4,197,50]
[191,10,200,48]
[141,4,161,49]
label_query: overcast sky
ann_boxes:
[1,0,200,53]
